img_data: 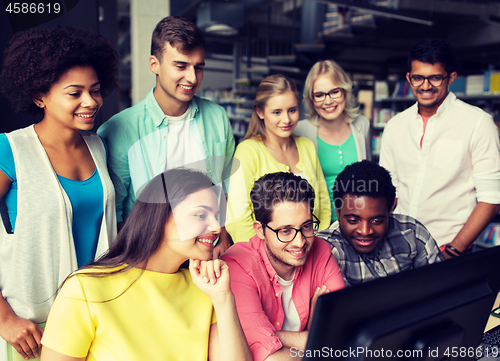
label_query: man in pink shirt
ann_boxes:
[221,172,345,361]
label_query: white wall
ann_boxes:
[130,0,169,104]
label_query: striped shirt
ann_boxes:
[318,214,444,287]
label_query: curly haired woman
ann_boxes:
[0,27,118,360]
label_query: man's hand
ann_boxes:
[307,285,330,330]
[0,314,43,359]
[213,227,232,259]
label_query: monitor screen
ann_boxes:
[304,245,500,361]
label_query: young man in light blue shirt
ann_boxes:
[98,16,234,256]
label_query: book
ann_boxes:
[391,82,401,98]
[484,70,491,93]
[490,72,500,93]
[465,74,485,95]
[449,76,466,95]
[374,81,389,100]
[372,134,382,156]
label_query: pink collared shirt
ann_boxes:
[221,235,345,361]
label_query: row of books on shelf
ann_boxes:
[372,108,397,126]
[452,71,500,95]
[201,89,249,104]
[374,81,412,100]
[375,80,416,100]
[221,104,253,120]
[231,119,248,139]
[478,223,500,247]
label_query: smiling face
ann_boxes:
[336,195,389,254]
[149,42,205,116]
[38,65,102,130]
[254,201,315,280]
[256,91,299,141]
[407,60,456,117]
[162,187,221,262]
[312,73,346,123]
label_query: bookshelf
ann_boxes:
[201,78,258,145]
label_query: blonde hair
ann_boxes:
[303,60,359,125]
[244,74,299,141]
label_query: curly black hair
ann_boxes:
[333,160,396,212]
[0,26,119,115]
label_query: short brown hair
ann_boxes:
[151,15,205,60]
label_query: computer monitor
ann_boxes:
[304,245,500,361]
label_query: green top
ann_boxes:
[317,132,358,222]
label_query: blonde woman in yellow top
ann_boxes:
[226,74,331,243]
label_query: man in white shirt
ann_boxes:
[380,38,500,259]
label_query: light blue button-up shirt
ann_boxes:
[98,87,235,222]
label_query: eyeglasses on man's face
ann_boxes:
[262,214,320,243]
[312,88,343,102]
[409,74,449,87]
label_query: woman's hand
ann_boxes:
[0,314,43,359]
[189,259,232,305]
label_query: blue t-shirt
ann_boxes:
[0,133,105,267]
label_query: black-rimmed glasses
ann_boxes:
[312,88,343,102]
[262,214,320,243]
[409,75,449,87]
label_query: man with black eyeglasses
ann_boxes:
[221,172,345,361]
[380,38,500,259]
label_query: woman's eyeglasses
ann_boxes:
[312,88,343,102]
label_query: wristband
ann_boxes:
[444,248,459,258]
[445,244,462,257]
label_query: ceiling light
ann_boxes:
[204,23,239,36]
[197,2,244,36]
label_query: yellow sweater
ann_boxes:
[226,136,331,242]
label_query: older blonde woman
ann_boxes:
[294,60,371,223]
